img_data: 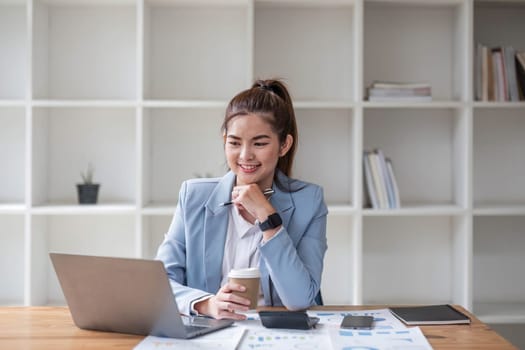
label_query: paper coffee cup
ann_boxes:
[228,268,260,309]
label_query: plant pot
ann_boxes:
[77,184,100,204]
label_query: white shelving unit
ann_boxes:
[1,0,524,326]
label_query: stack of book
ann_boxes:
[367,81,432,102]
[363,149,400,209]
[475,44,525,101]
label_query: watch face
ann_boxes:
[259,213,282,231]
[269,213,282,226]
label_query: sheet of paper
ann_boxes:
[328,326,434,350]
[133,325,246,350]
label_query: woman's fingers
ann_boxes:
[218,282,251,307]
[208,282,251,320]
[216,301,249,320]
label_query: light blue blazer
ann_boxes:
[156,170,328,315]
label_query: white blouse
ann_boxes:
[221,205,264,304]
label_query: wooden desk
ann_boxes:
[0,306,516,349]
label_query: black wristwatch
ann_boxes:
[258,213,282,231]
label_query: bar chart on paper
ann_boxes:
[239,328,328,349]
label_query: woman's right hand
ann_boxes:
[194,282,251,320]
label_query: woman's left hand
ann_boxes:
[193,282,250,320]
[231,184,274,221]
[231,185,281,240]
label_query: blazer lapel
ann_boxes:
[203,172,235,292]
[261,171,296,305]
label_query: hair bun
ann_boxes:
[258,83,272,92]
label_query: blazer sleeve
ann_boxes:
[259,185,328,310]
[155,181,212,315]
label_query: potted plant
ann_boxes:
[77,163,100,204]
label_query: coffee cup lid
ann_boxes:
[228,267,260,278]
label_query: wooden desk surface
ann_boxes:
[0,306,517,350]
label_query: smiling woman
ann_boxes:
[155,79,328,321]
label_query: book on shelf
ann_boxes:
[368,87,431,97]
[389,305,471,326]
[475,44,482,101]
[367,81,432,102]
[363,149,400,209]
[386,158,401,209]
[492,48,506,101]
[487,47,495,101]
[504,46,519,102]
[478,44,495,101]
[368,151,388,209]
[376,149,395,209]
[363,151,379,209]
[516,51,525,100]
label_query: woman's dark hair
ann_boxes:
[222,79,298,178]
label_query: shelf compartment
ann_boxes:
[363,108,468,208]
[474,2,525,103]
[473,216,525,323]
[363,216,467,305]
[32,107,136,206]
[142,107,226,207]
[0,108,26,204]
[474,1,525,52]
[295,109,355,206]
[254,2,355,102]
[29,214,136,306]
[32,1,137,99]
[0,1,27,99]
[322,214,355,305]
[473,108,525,207]
[143,1,250,100]
[0,215,25,305]
[141,214,171,260]
[364,1,468,102]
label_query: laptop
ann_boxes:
[49,253,233,338]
